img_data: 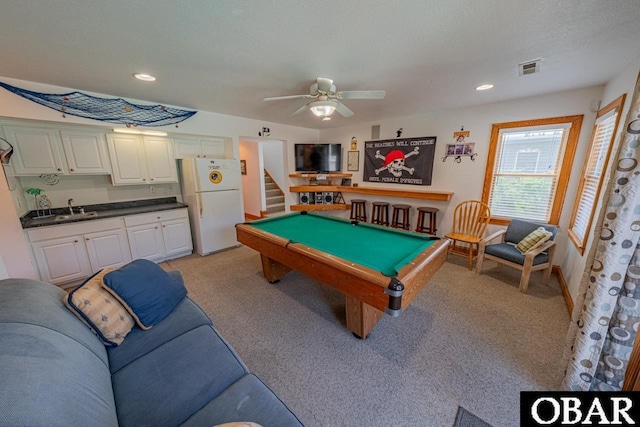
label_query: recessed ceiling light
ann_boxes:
[475,84,494,91]
[133,73,156,82]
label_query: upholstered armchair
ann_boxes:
[476,219,557,293]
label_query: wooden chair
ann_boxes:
[476,219,557,293]
[444,200,491,270]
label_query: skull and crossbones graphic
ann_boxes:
[374,147,420,177]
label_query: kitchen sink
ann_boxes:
[55,211,99,221]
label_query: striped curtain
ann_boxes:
[561,72,640,391]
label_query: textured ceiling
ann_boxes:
[0,0,639,129]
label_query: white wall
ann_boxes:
[561,57,640,300]
[0,76,319,275]
[319,85,604,277]
[239,140,263,217]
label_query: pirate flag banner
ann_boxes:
[363,137,437,185]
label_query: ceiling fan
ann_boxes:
[263,77,385,120]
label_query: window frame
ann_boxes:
[481,115,583,226]
[568,94,626,254]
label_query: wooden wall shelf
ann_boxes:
[289,173,352,178]
[290,204,351,211]
[289,186,453,202]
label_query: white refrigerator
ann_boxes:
[180,158,245,255]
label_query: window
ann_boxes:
[568,94,626,254]
[481,115,583,225]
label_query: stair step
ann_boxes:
[266,195,285,205]
[266,203,285,214]
[265,183,277,190]
[264,176,273,183]
[265,189,281,197]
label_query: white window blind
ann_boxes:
[569,112,618,245]
[488,126,569,221]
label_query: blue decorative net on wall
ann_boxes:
[0,82,196,127]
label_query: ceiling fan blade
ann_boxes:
[334,101,354,117]
[264,94,314,101]
[316,78,334,93]
[337,90,386,100]
[292,104,309,116]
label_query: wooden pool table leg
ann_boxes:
[260,254,292,283]
[345,295,384,339]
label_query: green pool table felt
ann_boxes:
[250,213,436,276]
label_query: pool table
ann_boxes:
[235,212,449,338]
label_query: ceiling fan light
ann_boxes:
[309,100,337,117]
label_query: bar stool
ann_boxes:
[415,207,439,235]
[350,199,367,222]
[371,201,390,226]
[391,204,411,230]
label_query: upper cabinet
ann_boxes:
[174,137,226,159]
[107,134,178,185]
[60,130,111,174]
[3,125,111,176]
[3,126,66,175]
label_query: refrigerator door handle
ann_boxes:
[198,192,204,218]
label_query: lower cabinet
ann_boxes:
[125,209,193,261]
[27,209,192,286]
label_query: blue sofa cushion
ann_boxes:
[485,243,549,266]
[111,324,248,427]
[181,374,304,427]
[65,268,136,346]
[103,259,187,330]
[108,296,218,374]
[0,279,118,427]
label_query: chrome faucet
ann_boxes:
[68,198,74,215]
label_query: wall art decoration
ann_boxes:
[0,81,196,127]
[347,151,359,171]
[442,128,477,163]
[240,160,247,175]
[363,136,436,185]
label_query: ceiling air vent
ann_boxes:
[518,59,541,76]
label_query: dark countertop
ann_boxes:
[21,197,188,229]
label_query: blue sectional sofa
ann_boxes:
[0,272,302,427]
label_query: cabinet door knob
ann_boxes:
[150,178,154,181]
[74,239,78,243]
[155,226,158,229]
[142,178,146,181]
[162,225,166,228]
[57,168,62,171]
[70,168,75,171]
[85,238,89,241]
[157,216,161,219]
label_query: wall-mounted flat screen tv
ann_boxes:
[294,143,342,172]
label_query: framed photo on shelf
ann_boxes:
[347,151,359,171]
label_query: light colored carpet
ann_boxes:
[161,246,569,427]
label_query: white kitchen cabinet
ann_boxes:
[126,223,166,261]
[107,134,177,185]
[31,235,92,285]
[144,137,178,183]
[174,137,225,159]
[3,126,66,175]
[60,129,111,174]
[125,209,193,261]
[27,218,129,285]
[84,228,131,270]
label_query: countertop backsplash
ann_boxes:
[17,174,182,212]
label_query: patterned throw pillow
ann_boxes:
[515,227,553,255]
[64,268,135,346]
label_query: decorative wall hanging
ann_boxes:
[240,160,247,175]
[347,151,359,171]
[258,127,270,136]
[442,127,477,163]
[363,136,437,185]
[350,137,358,150]
[0,81,196,127]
